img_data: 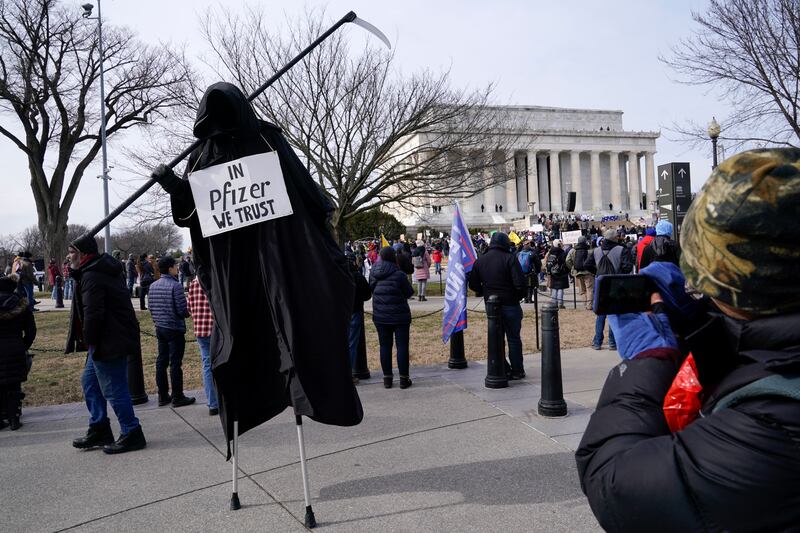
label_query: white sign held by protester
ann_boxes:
[188,152,293,238]
[561,230,582,245]
[531,224,544,232]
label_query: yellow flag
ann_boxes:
[508,231,522,245]
[380,234,390,248]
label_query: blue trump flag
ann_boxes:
[442,202,477,343]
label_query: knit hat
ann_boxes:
[680,148,800,315]
[379,246,397,263]
[645,227,656,237]
[70,234,99,255]
[655,220,673,237]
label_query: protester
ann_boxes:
[431,245,443,276]
[517,241,540,303]
[125,254,137,297]
[47,259,59,300]
[0,276,36,431]
[639,219,680,270]
[65,235,146,454]
[584,228,633,350]
[186,277,218,415]
[369,246,414,389]
[394,242,414,276]
[546,239,569,309]
[17,252,36,311]
[635,227,656,271]
[346,252,371,384]
[136,253,154,310]
[576,148,800,531]
[566,235,594,310]
[62,258,73,300]
[148,256,194,408]
[468,232,527,379]
[411,240,431,302]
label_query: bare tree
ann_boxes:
[112,223,182,257]
[662,0,800,150]
[0,0,195,264]
[203,8,528,242]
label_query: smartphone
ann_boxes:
[593,274,653,315]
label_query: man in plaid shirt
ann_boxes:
[187,277,218,416]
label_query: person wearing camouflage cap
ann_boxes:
[576,148,800,531]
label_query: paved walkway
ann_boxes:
[2,347,616,532]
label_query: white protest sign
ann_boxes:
[188,152,293,238]
[561,230,582,245]
[531,224,544,232]
[627,233,639,242]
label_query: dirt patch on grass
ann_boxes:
[24,305,607,406]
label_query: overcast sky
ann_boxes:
[2,0,724,243]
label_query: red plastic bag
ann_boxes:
[663,354,702,432]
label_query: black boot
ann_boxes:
[399,376,413,389]
[9,417,21,431]
[383,376,393,389]
[157,393,172,407]
[171,395,196,408]
[103,425,146,455]
[73,420,115,449]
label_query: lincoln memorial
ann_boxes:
[385,105,660,231]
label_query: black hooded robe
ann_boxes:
[167,82,362,454]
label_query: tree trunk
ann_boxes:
[39,214,69,291]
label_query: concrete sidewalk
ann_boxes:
[2,347,617,532]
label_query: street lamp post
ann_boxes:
[708,117,721,171]
[83,2,110,254]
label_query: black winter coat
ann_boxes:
[351,266,371,314]
[546,247,570,290]
[168,82,362,454]
[396,250,414,275]
[369,260,413,325]
[65,254,142,362]
[576,310,800,532]
[639,235,680,270]
[468,244,527,305]
[0,290,35,385]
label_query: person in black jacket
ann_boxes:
[546,239,569,309]
[65,235,146,454]
[575,148,800,532]
[0,276,36,430]
[468,232,527,379]
[369,247,414,389]
[346,252,371,384]
[639,219,680,270]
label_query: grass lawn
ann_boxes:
[24,304,598,407]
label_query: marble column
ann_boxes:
[537,153,550,211]
[627,151,641,210]
[609,151,621,210]
[515,152,527,212]
[527,151,539,212]
[483,162,496,212]
[570,151,582,211]
[549,150,562,212]
[590,150,601,210]
[645,152,656,209]
[506,156,517,213]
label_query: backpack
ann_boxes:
[547,252,563,276]
[412,254,424,269]
[517,250,533,274]
[595,246,623,276]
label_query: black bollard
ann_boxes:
[352,324,371,379]
[538,304,567,417]
[572,276,577,309]
[448,329,468,369]
[128,348,149,405]
[55,276,64,309]
[533,289,540,351]
[485,295,508,388]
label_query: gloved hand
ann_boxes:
[639,262,702,334]
[609,311,678,360]
[151,164,183,194]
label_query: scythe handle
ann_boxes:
[84,11,359,239]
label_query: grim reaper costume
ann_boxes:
[155,82,362,452]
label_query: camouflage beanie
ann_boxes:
[680,148,800,315]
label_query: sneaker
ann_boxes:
[103,425,146,455]
[591,344,601,350]
[609,345,617,351]
[171,396,196,408]
[208,408,219,416]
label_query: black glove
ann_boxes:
[151,164,183,194]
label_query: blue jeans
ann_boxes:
[375,322,410,377]
[127,277,135,296]
[82,350,140,434]
[593,314,616,348]
[500,304,524,371]
[196,336,218,409]
[550,288,564,307]
[155,327,186,397]
[63,278,73,300]
[23,283,34,308]
[348,311,364,369]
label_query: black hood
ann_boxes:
[370,259,398,281]
[489,232,512,251]
[0,291,21,312]
[193,82,260,139]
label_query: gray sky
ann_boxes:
[2,0,724,242]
